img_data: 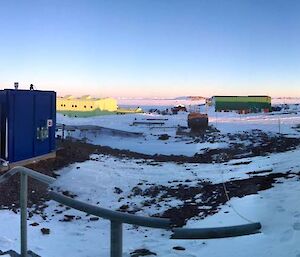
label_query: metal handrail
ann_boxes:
[50,191,171,229]
[0,166,262,257]
[0,166,56,185]
[172,223,262,239]
[0,166,56,257]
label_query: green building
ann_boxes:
[213,96,271,113]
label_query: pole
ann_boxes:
[62,124,65,141]
[110,221,122,257]
[20,173,28,257]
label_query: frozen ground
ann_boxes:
[0,148,300,257]
[57,104,300,156]
[1,102,300,257]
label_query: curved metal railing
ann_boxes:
[50,191,170,229]
[0,166,262,257]
[0,166,56,185]
[172,223,262,239]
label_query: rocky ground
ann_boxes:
[1,130,300,219]
[115,170,300,227]
[0,140,97,214]
[0,132,300,256]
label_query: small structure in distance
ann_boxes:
[188,112,209,131]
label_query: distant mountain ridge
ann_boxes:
[174,96,207,100]
[117,96,207,101]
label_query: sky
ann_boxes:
[0,0,300,98]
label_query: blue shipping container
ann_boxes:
[0,89,56,163]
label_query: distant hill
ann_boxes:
[117,96,206,107]
[173,96,207,101]
[272,97,300,104]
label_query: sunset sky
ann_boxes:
[0,0,299,98]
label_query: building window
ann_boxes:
[61,104,63,107]
[75,105,77,108]
[84,105,86,108]
[72,105,74,107]
[90,106,93,109]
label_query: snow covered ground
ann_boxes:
[1,148,300,257]
[57,104,300,156]
[57,112,228,156]
[1,102,300,257]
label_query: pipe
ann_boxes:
[20,173,28,257]
[171,222,262,239]
[110,221,122,257]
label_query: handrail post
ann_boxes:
[110,221,122,257]
[20,172,28,257]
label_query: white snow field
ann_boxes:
[0,102,300,257]
[56,104,300,157]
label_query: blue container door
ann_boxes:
[9,92,35,162]
[34,93,55,156]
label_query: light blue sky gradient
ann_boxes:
[0,0,299,97]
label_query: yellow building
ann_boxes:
[57,95,118,117]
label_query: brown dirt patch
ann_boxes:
[119,172,300,227]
